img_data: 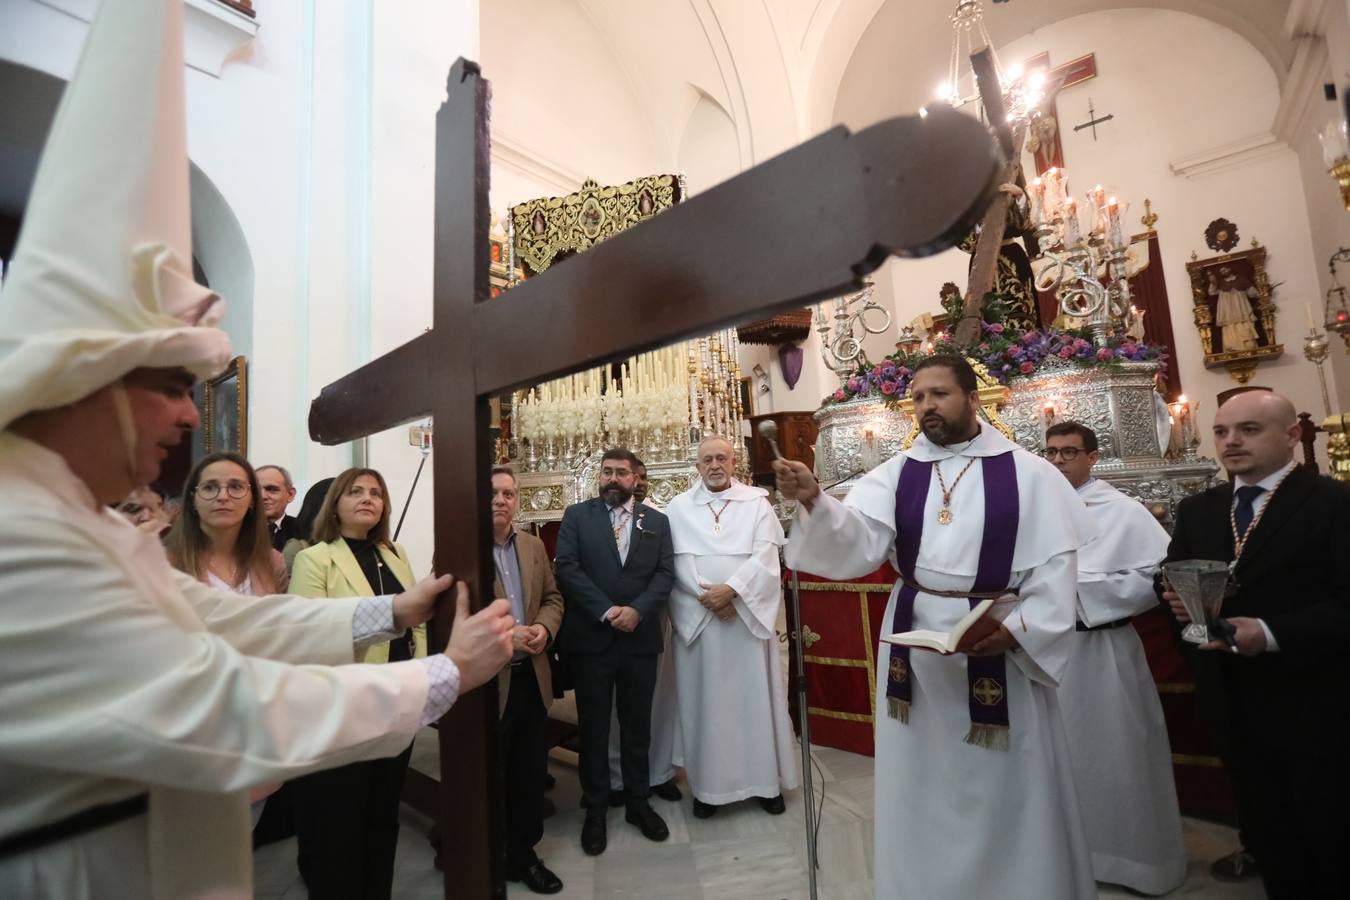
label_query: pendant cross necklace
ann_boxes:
[710,500,731,534]
[935,456,978,525]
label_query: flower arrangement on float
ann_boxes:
[824,289,1168,408]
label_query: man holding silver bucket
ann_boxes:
[1160,389,1350,900]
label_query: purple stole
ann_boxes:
[886,452,1019,751]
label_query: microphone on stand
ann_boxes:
[760,420,821,900]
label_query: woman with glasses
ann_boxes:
[166,452,286,599]
[165,452,288,826]
[288,468,425,900]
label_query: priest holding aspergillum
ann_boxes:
[775,354,1095,900]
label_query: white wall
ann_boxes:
[831,7,1336,461]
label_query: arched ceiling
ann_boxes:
[830,0,1297,131]
[483,2,1300,188]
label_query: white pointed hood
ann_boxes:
[0,0,231,431]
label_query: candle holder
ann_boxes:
[1303,327,1333,417]
[1170,396,1200,462]
[816,281,892,386]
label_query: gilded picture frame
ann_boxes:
[203,356,248,455]
[1185,244,1282,384]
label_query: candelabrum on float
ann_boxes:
[511,329,746,474]
[815,282,893,385]
[1029,171,1133,349]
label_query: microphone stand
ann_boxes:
[393,444,431,541]
[785,544,820,900]
[783,469,861,900]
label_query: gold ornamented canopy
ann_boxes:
[509,174,684,276]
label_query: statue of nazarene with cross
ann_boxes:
[308,58,1001,898]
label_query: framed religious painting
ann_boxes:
[1185,243,1282,384]
[202,355,248,455]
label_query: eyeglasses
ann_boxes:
[1040,447,1086,460]
[195,480,251,500]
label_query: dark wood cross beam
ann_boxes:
[309,58,1000,899]
[958,46,1028,347]
[1074,98,1114,140]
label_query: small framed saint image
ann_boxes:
[203,355,248,455]
[1185,245,1282,381]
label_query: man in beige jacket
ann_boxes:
[0,2,513,897]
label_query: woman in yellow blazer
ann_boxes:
[288,467,423,900]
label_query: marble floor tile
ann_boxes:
[253,746,1264,900]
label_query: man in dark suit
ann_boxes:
[257,464,299,551]
[490,466,565,895]
[1160,390,1350,899]
[556,447,674,856]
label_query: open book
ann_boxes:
[882,595,1014,655]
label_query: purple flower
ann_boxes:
[847,377,860,392]
[898,366,912,376]
[1021,331,1041,344]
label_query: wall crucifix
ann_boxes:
[1074,98,1114,141]
[308,58,1002,899]
[1022,51,1098,173]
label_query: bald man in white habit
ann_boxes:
[664,437,798,817]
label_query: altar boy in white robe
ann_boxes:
[665,437,798,816]
[0,3,513,897]
[776,355,1095,900]
[1043,421,1185,895]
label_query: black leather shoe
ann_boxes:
[692,798,718,819]
[543,772,556,791]
[581,810,607,856]
[1210,849,1259,882]
[759,794,786,815]
[608,789,627,807]
[541,796,557,819]
[625,802,669,842]
[507,860,564,895]
[651,778,683,801]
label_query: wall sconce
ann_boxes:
[1320,115,1350,210]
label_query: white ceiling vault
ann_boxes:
[482,0,1324,196]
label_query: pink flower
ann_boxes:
[833,389,847,401]
[988,323,1005,334]
[847,377,860,391]
[1058,347,1072,359]
[1019,361,1035,374]
[1096,347,1114,361]
[880,380,898,395]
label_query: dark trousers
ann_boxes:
[499,660,548,867]
[291,743,414,900]
[1230,740,1344,899]
[571,651,657,809]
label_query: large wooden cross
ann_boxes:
[958,47,1027,346]
[309,58,1001,899]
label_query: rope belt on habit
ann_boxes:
[897,574,1020,602]
[1076,617,1133,632]
[0,793,148,860]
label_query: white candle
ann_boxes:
[1064,198,1081,244]
[1307,302,1317,330]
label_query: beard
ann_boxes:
[601,481,633,506]
[921,409,977,446]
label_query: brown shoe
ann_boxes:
[1210,849,1259,882]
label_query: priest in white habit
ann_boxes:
[0,2,513,897]
[665,437,798,816]
[1043,421,1185,895]
[775,355,1095,900]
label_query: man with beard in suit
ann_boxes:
[1160,390,1350,899]
[555,448,674,856]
